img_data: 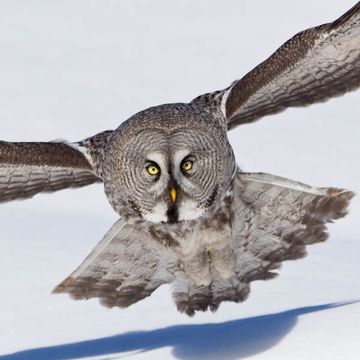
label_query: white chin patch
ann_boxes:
[178,199,204,221]
[143,202,168,223]
[143,200,204,223]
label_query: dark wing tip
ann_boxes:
[53,275,154,309]
[52,277,74,294]
[312,189,355,221]
[331,1,360,30]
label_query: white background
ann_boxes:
[0,1,359,359]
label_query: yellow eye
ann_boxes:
[181,160,193,172]
[147,164,160,176]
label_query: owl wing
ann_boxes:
[0,131,111,203]
[233,172,354,281]
[191,2,360,129]
[53,219,177,308]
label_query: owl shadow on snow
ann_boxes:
[1,301,356,360]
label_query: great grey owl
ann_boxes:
[1,3,360,316]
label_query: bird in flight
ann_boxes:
[1,2,359,316]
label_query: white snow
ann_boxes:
[0,1,359,359]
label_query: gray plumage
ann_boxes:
[1,3,359,315]
[0,141,100,202]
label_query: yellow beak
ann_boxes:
[170,188,177,203]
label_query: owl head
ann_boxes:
[102,103,235,223]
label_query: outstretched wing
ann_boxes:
[192,2,360,129]
[0,131,111,203]
[53,219,177,308]
[233,172,354,281]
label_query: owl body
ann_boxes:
[145,179,235,287]
[1,2,359,315]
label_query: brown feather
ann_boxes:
[0,139,104,203]
[192,2,360,129]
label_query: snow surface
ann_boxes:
[0,1,359,359]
